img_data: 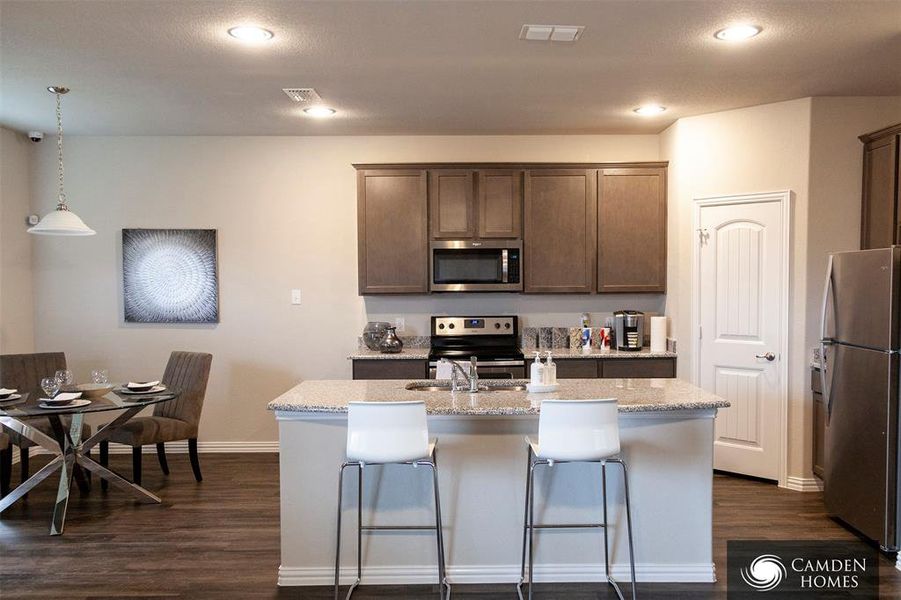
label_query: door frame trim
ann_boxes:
[691,190,792,488]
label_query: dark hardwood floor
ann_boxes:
[1,454,899,599]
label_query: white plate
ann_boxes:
[0,393,22,402]
[526,382,561,393]
[118,385,166,395]
[126,380,160,389]
[43,392,83,403]
[39,399,91,410]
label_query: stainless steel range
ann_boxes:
[428,316,525,379]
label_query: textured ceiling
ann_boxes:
[1,0,899,135]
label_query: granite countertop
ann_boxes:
[269,378,728,415]
[535,348,676,359]
[348,348,431,360]
[348,348,676,361]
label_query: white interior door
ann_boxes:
[697,195,785,481]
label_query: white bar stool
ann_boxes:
[334,401,450,600]
[517,399,637,600]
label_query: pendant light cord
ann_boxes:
[55,91,67,210]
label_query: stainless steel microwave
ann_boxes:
[429,240,522,292]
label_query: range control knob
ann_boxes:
[449,323,455,330]
[504,322,511,329]
[438,323,445,330]
[494,322,501,329]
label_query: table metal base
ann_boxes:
[0,405,160,535]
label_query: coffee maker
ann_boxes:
[614,310,645,351]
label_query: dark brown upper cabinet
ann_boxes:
[597,167,667,293]
[357,169,429,294]
[477,170,523,239]
[860,123,901,250]
[429,169,475,239]
[523,169,597,293]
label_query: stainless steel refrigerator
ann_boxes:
[820,246,901,551]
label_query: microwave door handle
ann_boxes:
[501,249,509,283]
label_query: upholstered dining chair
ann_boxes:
[1,431,11,497]
[0,352,92,485]
[99,351,212,487]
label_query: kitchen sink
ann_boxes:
[405,382,527,392]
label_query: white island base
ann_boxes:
[275,397,719,587]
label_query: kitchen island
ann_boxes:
[270,378,728,587]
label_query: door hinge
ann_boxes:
[698,325,703,339]
[698,228,709,245]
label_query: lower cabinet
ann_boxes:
[352,360,428,380]
[601,358,675,379]
[556,357,676,379]
[812,369,825,480]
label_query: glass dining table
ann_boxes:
[0,388,178,535]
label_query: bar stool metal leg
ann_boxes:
[602,461,611,583]
[335,462,362,600]
[518,445,533,595]
[526,458,540,600]
[611,458,637,600]
[428,451,450,599]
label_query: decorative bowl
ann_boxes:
[77,383,114,398]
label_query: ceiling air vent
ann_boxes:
[519,24,585,42]
[282,88,323,103]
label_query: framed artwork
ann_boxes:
[122,228,219,323]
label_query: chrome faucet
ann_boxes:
[441,356,479,393]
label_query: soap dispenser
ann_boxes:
[544,351,557,385]
[531,352,545,386]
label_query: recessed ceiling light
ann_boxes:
[714,24,761,41]
[303,106,337,118]
[633,104,666,116]
[227,26,274,42]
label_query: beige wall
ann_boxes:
[28,134,659,442]
[0,126,35,354]
[660,98,813,482]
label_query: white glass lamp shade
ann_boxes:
[27,208,96,236]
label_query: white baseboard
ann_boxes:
[11,440,278,462]
[277,562,717,586]
[896,553,901,572]
[783,476,823,492]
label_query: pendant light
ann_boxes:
[28,86,95,236]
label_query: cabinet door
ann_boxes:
[555,359,599,379]
[860,135,899,249]
[430,170,474,239]
[600,358,675,378]
[523,169,597,293]
[357,170,428,294]
[352,360,429,380]
[478,170,522,239]
[597,167,667,293]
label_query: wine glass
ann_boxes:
[91,369,110,384]
[55,369,74,388]
[41,377,60,399]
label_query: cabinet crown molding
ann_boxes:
[353,161,668,170]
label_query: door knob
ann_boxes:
[755,352,776,361]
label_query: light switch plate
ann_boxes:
[291,289,302,305]
[394,317,405,332]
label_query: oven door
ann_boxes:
[429,360,525,380]
[430,241,522,292]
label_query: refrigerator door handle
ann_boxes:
[820,255,835,418]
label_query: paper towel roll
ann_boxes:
[650,316,667,353]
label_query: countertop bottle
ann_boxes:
[530,352,545,386]
[544,351,557,384]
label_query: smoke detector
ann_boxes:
[282,88,323,103]
[519,24,585,42]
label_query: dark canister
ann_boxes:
[378,326,404,354]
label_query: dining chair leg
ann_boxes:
[132,446,142,485]
[156,443,170,475]
[99,440,109,491]
[0,447,11,497]
[188,438,202,482]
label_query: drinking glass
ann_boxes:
[91,369,110,384]
[41,377,60,399]
[55,369,74,387]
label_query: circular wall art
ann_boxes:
[122,229,219,323]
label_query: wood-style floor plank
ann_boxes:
[1,456,899,598]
